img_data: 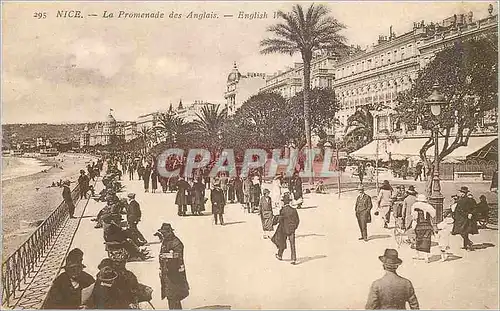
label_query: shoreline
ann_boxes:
[2,153,98,258]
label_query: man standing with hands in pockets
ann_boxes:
[355,185,372,242]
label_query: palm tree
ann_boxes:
[154,112,185,145]
[138,126,152,155]
[192,104,228,148]
[261,3,347,183]
[343,107,374,151]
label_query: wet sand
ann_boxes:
[2,153,97,258]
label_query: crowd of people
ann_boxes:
[355,179,490,263]
[44,151,494,310]
[44,153,310,309]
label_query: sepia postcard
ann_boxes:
[1,1,498,310]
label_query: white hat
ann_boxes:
[416,194,427,202]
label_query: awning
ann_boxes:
[349,136,497,162]
[444,136,497,161]
[349,140,389,161]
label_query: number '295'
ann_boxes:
[33,12,47,19]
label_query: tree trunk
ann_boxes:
[302,55,313,184]
[424,163,433,197]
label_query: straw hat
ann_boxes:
[416,194,427,202]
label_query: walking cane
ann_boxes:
[147,301,156,309]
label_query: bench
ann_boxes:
[454,171,484,181]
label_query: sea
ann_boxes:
[1,156,52,181]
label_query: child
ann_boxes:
[437,208,454,262]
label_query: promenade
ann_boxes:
[68,178,498,309]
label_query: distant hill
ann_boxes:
[2,123,94,145]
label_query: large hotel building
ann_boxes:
[247,9,497,172]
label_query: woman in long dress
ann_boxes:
[271,175,282,213]
[411,194,436,263]
[250,176,261,213]
[151,169,158,193]
[259,189,274,239]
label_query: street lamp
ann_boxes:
[426,82,446,223]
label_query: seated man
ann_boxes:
[315,181,326,194]
[102,214,150,261]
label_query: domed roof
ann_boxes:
[106,113,117,124]
[227,62,241,83]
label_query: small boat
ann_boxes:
[40,148,59,157]
[10,150,23,156]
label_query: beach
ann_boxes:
[2,153,98,258]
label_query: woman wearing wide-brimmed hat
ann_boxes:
[410,194,436,263]
[157,223,190,310]
[402,185,417,229]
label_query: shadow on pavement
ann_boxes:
[223,221,246,226]
[193,305,231,309]
[427,254,462,263]
[444,254,462,262]
[181,213,213,217]
[368,234,391,241]
[79,215,95,219]
[296,255,327,265]
[298,205,318,210]
[471,242,495,250]
[296,233,326,239]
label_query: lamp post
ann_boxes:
[426,82,446,223]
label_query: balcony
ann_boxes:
[420,15,497,51]
[333,56,419,87]
[311,68,335,77]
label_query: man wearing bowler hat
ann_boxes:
[157,223,190,310]
[355,185,372,241]
[452,186,478,251]
[62,180,76,218]
[272,192,300,265]
[366,249,419,310]
[126,192,148,246]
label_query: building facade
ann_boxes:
[80,112,126,147]
[334,12,497,141]
[177,100,217,122]
[124,122,138,142]
[224,63,268,115]
[260,51,338,100]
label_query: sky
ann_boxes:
[1,1,491,124]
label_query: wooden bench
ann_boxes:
[454,171,484,181]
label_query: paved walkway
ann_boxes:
[69,178,498,309]
[8,185,97,309]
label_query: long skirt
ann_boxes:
[260,211,274,231]
[415,221,433,253]
[228,186,235,201]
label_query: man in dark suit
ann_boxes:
[126,193,147,246]
[274,192,300,265]
[78,170,90,199]
[366,249,419,310]
[62,180,76,218]
[211,182,226,225]
[43,249,95,309]
[355,185,373,242]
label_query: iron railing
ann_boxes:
[1,183,81,306]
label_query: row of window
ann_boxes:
[336,42,421,79]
